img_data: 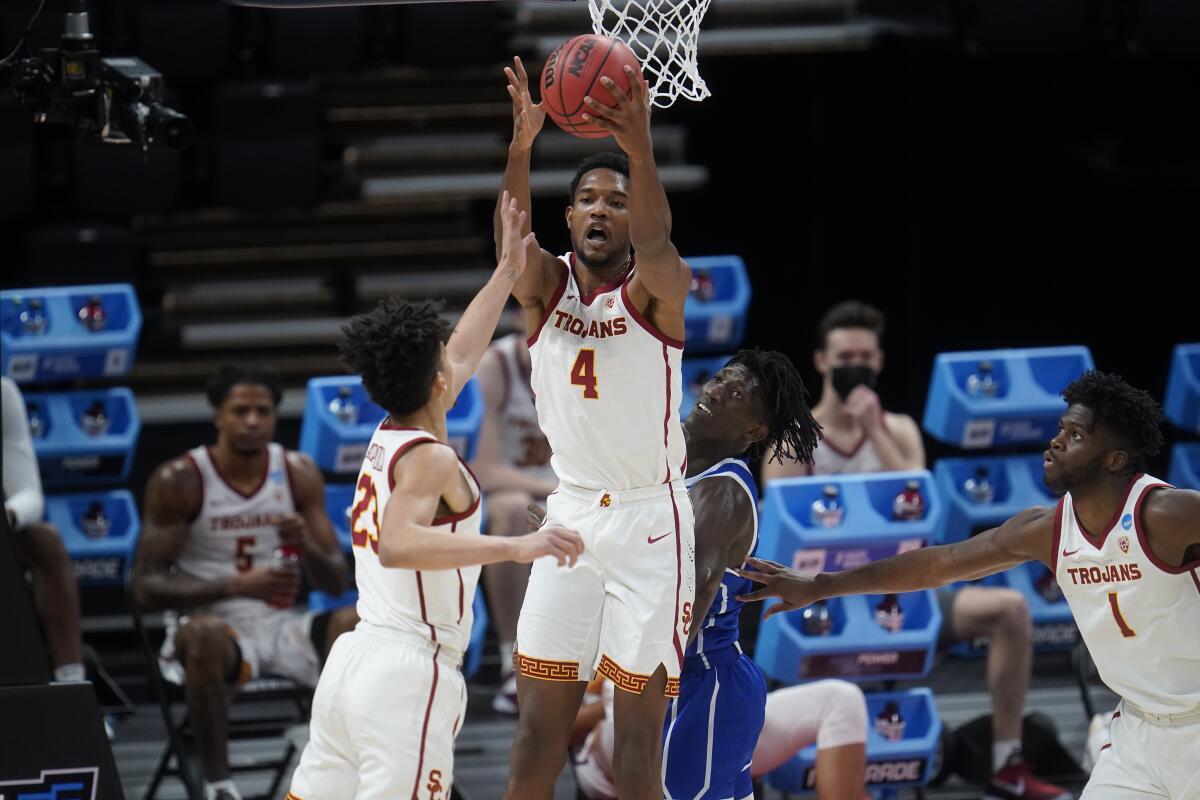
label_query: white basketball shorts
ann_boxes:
[516,481,695,696]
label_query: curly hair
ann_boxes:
[206,363,282,409]
[816,300,885,350]
[569,151,630,200]
[727,348,823,465]
[339,298,451,418]
[1062,370,1164,463]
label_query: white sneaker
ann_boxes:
[1082,712,1112,773]
[492,673,519,715]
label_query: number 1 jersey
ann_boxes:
[527,254,686,491]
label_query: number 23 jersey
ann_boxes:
[527,254,686,492]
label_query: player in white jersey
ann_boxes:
[471,333,557,714]
[741,371,1200,800]
[287,194,583,800]
[498,56,696,800]
[134,364,354,800]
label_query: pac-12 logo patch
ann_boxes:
[1121,514,1133,531]
[0,767,99,800]
[1118,536,1130,554]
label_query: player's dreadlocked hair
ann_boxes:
[1062,370,1164,469]
[206,363,282,408]
[339,298,451,418]
[569,151,630,200]
[728,348,823,465]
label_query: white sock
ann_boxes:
[994,739,1022,771]
[205,780,241,800]
[54,663,86,682]
[499,641,515,678]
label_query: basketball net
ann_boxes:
[586,0,712,107]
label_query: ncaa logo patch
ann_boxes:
[1118,536,1130,554]
[606,296,616,309]
[1121,513,1133,531]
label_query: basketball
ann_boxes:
[540,34,642,139]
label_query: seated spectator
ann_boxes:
[762,301,1070,800]
[132,364,357,800]
[2,376,85,685]
[470,333,556,714]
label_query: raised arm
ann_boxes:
[378,442,582,571]
[738,505,1056,618]
[133,459,299,611]
[496,56,564,326]
[687,478,756,646]
[281,450,348,595]
[446,193,537,399]
[583,66,691,322]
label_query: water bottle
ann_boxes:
[801,599,834,636]
[20,298,48,335]
[81,400,110,436]
[893,480,925,521]
[78,295,108,332]
[963,465,995,504]
[875,701,906,741]
[965,360,999,398]
[875,594,905,633]
[689,269,716,302]
[328,386,359,425]
[81,502,111,539]
[810,485,845,528]
[268,545,301,609]
[27,402,48,439]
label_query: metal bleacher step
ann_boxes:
[361,163,709,201]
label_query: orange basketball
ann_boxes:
[540,34,642,139]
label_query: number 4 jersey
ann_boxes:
[1052,472,1200,716]
[527,254,686,491]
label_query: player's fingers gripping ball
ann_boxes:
[540,34,642,139]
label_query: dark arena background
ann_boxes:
[2,1,1198,798]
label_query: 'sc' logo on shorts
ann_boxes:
[600,493,612,508]
[427,769,444,800]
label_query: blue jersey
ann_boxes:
[685,457,759,662]
[664,457,765,800]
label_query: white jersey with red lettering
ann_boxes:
[527,254,686,491]
[491,334,555,484]
[1053,473,1200,717]
[176,443,297,620]
[289,423,480,800]
[351,422,482,658]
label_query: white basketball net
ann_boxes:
[587,0,712,108]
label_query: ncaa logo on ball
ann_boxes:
[1118,536,1130,554]
[1121,513,1133,531]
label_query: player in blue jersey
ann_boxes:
[567,350,867,800]
[661,349,821,800]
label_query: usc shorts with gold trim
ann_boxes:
[516,481,695,696]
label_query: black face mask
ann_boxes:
[830,365,878,402]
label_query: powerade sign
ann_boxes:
[0,767,98,800]
[804,759,927,787]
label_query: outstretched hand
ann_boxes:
[505,56,545,150]
[734,556,826,619]
[581,65,653,156]
[497,190,537,281]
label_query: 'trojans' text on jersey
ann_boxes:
[552,311,628,339]
[1064,563,1143,585]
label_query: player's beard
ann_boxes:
[1044,450,1107,495]
[574,239,631,277]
